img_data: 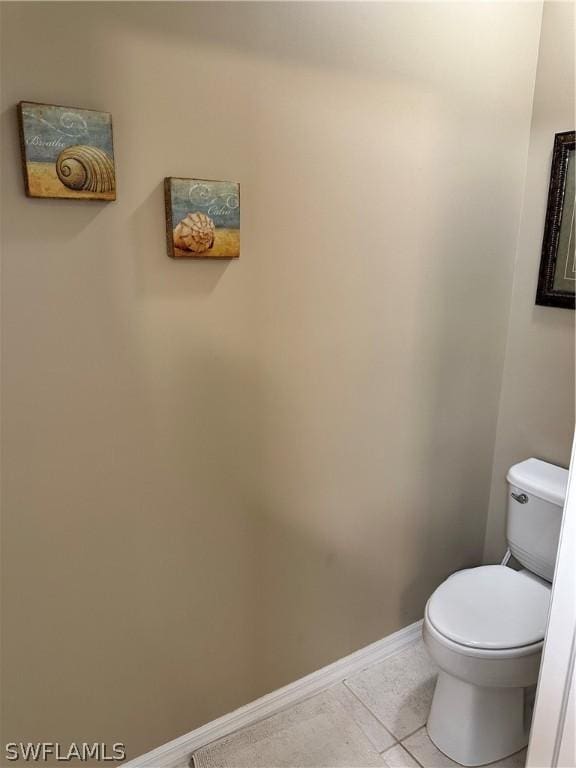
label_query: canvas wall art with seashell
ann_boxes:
[164,177,240,259]
[17,101,116,201]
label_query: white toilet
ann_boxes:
[423,458,568,767]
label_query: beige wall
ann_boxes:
[1,2,543,760]
[483,1,575,564]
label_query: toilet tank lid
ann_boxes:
[507,458,568,506]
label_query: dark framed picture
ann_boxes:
[535,131,575,309]
[17,101,116,201]
[164,177,240,259]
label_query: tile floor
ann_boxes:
[191,639,527,768]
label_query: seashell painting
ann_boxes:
[56,145,115,193]
[164,177,240,259]
[173,212,216,253]
[17,101,116,200]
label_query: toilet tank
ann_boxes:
[507,458,568,582]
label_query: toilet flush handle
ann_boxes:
[511,492,529,504]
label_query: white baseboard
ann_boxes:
[123,619,423,768]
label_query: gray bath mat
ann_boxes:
[192,687,387,767]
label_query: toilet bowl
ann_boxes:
[423,566,549,766]
[422,458,568,767]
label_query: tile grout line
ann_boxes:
[400,724,430,743]
[380,724,428,768]
[341,679,399,746]
[342,680,434,752]
[191,638,439,768]
[397,736,428,768]
[398,724,432,768]
[380,741,426,768]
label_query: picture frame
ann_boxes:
[164,177,240,259]
[17,101,116,201]
[535,130,575,309]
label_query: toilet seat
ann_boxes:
[427,565,551,651]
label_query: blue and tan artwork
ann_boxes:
[18,101,116,200]
[164,177,240,259]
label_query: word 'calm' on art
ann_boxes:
[16,101,242,261]
[164,177,240,259]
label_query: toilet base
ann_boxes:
[427,671,529,766]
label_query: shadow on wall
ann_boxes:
[1,105,105,239]
[89,2,525,108]
[245,123,509,688]
[130,181,232,298]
